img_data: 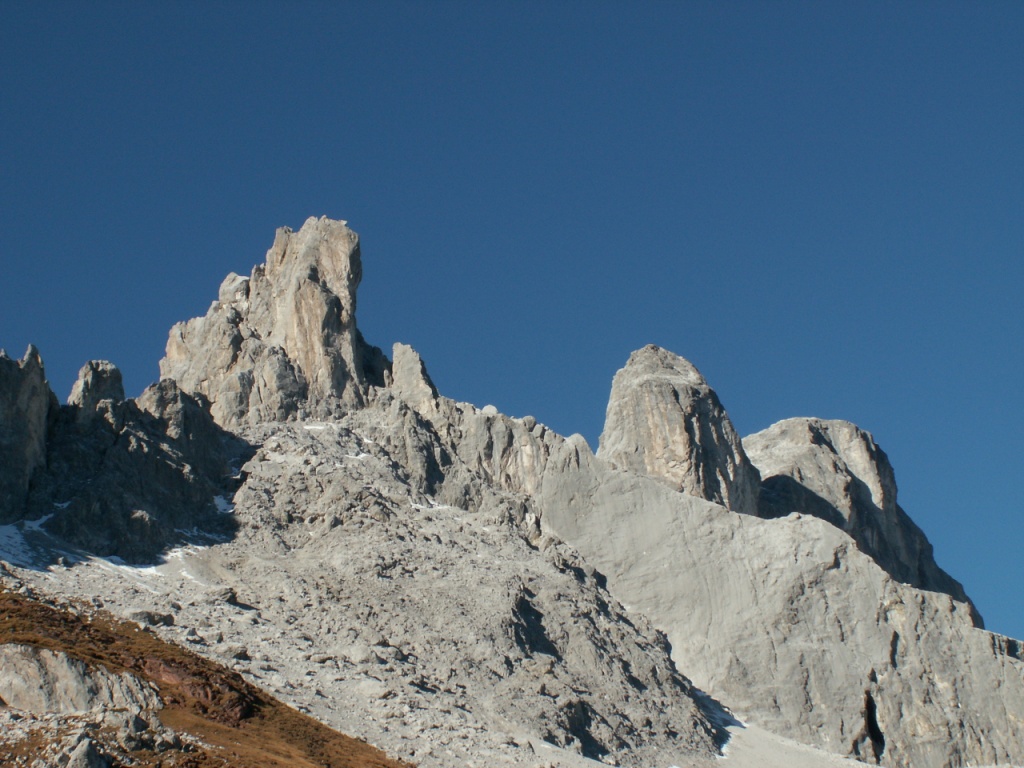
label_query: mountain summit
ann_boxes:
[2,217,1022,768]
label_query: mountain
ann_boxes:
[1,216,1021,768]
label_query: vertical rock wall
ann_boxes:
[0,346,55,521]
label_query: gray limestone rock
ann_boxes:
[65,738,110,768]
[160,217,389,428]
[19,409,723,768]
[597,345,760,514]
[390,342,439,414]
[0,644,161,714]
[0,346,56,521]
[25,375,244,562]
[540,431,1024,768]
[743,417,978,620]
[67,360,125,424]
[5,217,1023,768]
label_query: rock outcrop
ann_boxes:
[0,644,161,714]
[597,345,760,514]
[0,346,56,520]
[3,216,1023,768]
[67,360,124,424]
[160,216,389,429]
[743,417,978,619]
[22,362,244,561]
[539,452,1024,768]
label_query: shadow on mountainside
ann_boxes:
[10,384,255,567]
[755,474,981,625]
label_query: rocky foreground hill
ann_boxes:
[1,216,1022,768]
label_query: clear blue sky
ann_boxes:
[2,2,1022,639]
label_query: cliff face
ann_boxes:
[160,217,389,429]
[1,216,1021,768]
[0,346,55,521]
[743,417,978,621]
[597,345,761,515]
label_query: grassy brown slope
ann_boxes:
[0,588,412,768]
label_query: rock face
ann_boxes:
[23,362,244,561]
[597,345,760,514]
[539,454,1024,768]
[0,644,161,714]
[67,360,124,420]
[743,417,977,619]
[160,216,389,429]
[6,407,723,768]
[4,216,1024,768]
[0,346,56,520]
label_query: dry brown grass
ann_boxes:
[0,588,413,768]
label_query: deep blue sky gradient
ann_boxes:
[2,2,1022,638]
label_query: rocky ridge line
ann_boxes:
[2,215,1022,768]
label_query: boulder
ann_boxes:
[0,643,161,714]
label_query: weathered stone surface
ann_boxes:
[5,217,1023,768]
[540,444,1024,768]
[390,342,438,414]
[25,377,244,562]
[0,346,56,521]
[0,643,160,714]
[67,360,125,422]
[65,737,110,768]
[597,345,760,514]
[12,408,723,768]
[160,217,389,428]
[743,417,978,620]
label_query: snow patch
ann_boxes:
[23,514,54,532]
[0,524,38,567]
[214,495,235,514]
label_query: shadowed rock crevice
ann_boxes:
[853,690,886,765]
[511,588,561,660]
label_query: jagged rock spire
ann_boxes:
[160,217,389,428]
[597,345,761,515]
[0,346,55,520]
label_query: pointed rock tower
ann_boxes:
[160,217,389,428]
[597,345,761,515]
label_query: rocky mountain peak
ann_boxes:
[743,417,979,620]
[160,216,388,428]
[597,344,761,514]
[0,346,56,521]
[67,360,124,426]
